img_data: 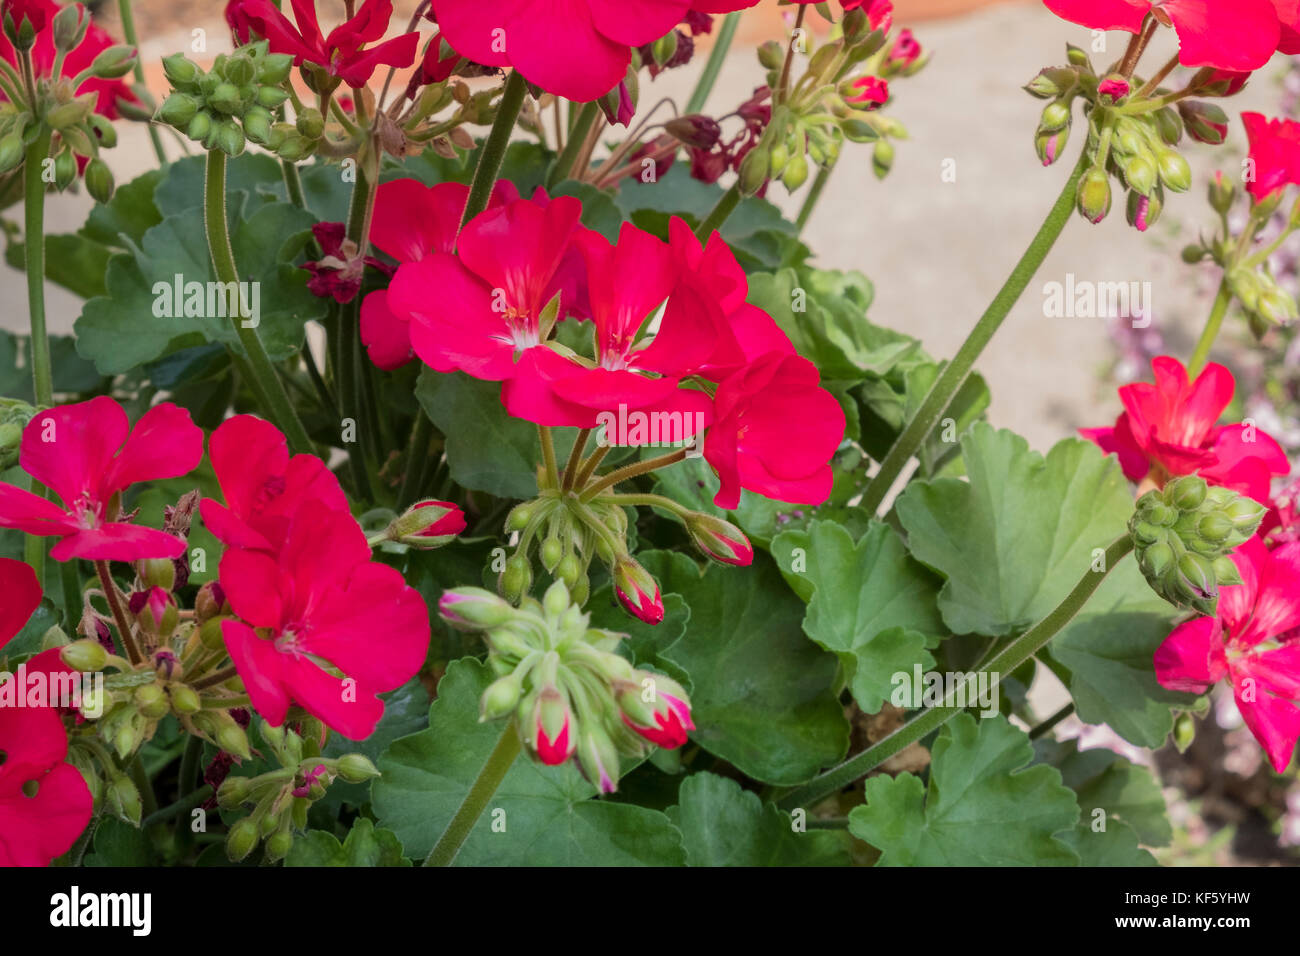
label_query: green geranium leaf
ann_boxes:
[669,772,849,866]
[414,368,578,500]
[1057,821,1158,866]
[897,424,1134,637]
[771,520,944,712]
[74,196,327,375]
[285,818,412,867]
[372,658,685,865]
[638,550,848,785]
[848,713,1081,866]
[1035,737,1171,847]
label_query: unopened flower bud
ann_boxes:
[106,773,142,825]
[1077,168,1112,223]
[60,639,107,673]
[226,817,260,862]
[90,45,137,79]
[1097,74,1130,104]
[480,670,524,721]
[500,554,532,603]
[440,587,515,630]
[162,53,202,89]
[1179,100,1228,145]
[1154,107,1183,145]
[336,753,381,783]
[84,158,114,204]
[613,556,665,625]
[737,145,769,196]
[217,775,252,809]
[528,685,575,765]
[664,113,721,150]
[1126,187,1163,232]
[1039,100,1071,133]
[872,139,894,179]
[295,107,325,140]
[170,684,201,714]
[757,40,784,71]
[684,512,753,566]
[134,683,169,720]
[258,53,294,86]
[0,133,23,174]
[265,828,294,862]
[1156,149,1192,192]
[575,727,619,794]
[388,500,466,548]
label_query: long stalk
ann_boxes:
[686,13,741,114]
[463,69,529,225]
[117,0,167,165]
[777,536,1134,811]
[204,150,313,453]
[423,721,522,866]
[1186,278,1232,377]
[22,129,52,585]
[859,148,1090,516]
[546,101,599,189]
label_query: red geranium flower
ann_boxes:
[201,415,349,555]
[218,506,430,740]
[0,397,203,561]
[1155,537,1300,773]
[390,192,586,381]
[1081,356,1290,503]
[847,75,889,109]
[360,178,519,370]
[1042,0,1282,72]
[704,351,846,509]
[0,556,39,645]
[430,0,757,102]
[1241,111,1300,203]
[0,0,137,118]
[0,704,93,866]
[229,0,419,87]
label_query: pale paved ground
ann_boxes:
[7,2,1286,451]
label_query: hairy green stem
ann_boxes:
[796,163,833,234]
[400,413,435,507]
[424,721,522,866]
[95,561,142,666]
[686,12,741,113]
[860,148,1090,516]
[547,101,599,189]
[777,536,1134,811]
[579,449,688,501]
[24,129,52,407]
[117,0,167,165]
[464,69,530,224]
[695,182,741,241]
[1186,279,1233,378]
[204,150,312,453]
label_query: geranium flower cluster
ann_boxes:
[201,415,444,740]
[361,177,846,514]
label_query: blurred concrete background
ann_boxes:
[2,0,1290,453]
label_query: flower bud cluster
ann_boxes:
[440,581,695,793]
[1131,475,1266,615]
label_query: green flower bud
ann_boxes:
[1173,712,1196,753]
[757,40,784,71]
[1123,155,1157,196]
[226,817,260,862]
[258,53,294,86]
[1197,514,1233,543]
[335,753,381,784]
[158,91,199,128]
[215,119,246,157]
[209,82,243,115]
[1212,556,1242,587]
[295,108,325,140]
[242,106,273,145]
[1154,107,1184,145]
[217,776,252,809]
[51,3,86,53]
[224,54,256,87]
[1076,167,1111,223]
[1156,148,1192,192]
[162,54,202,89]
[0,133,23,173]
[88,113,117,149]
[187,110,213,143]
[1040,100,1071,132]
[440,587,515,630]
[84,158,114,204]
[480,671,523,721]
[46,97,94,130]
[782,151,809,190]
[1141,541,1174,578]
[505,503,534,533]
[90,45,137,80]
[1167,475,1207,511]
[540,536,564,573]
[107,774,143,825]
[255,85,290,110]
[265,829,294,862]
[216,720,251,760]
[501,554,532,603]
[872,139,894,179]
[134,683,169,720]
[737,145,769,196]
[60,639,107,673]
[170,684,201,714]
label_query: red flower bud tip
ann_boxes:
[1132,194,1152,232]
[533,687,575,766]
[1098,75,1130,104]
[291,763,328,798]
[847,75,890,110]
[685,513,754,567]
[439,588,515,630]
[664,114,723,150]
[622,690,695,750]
[129,586,171,626]
[613,557,665,625]
[577,730,619,794]
[390,499,467,548]
[887,29,922,67]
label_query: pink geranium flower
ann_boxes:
[228,0,418,87]
[430,0,757,102]
[704,352,846,510]
[360,178,519,370]
[391,192,586,382]
[1042,0,1282,72]
[1241,112,1300,203]
[1155,537,1300,772]
[847,76,889,109]
[0,704,93,866]
[0,397,203,561]
[218,507,430,740]
[1080,356,1289,504]
[0,557,39,646]
[0,0,138,119]
[201,415,349,555]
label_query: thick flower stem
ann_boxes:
[95,561,143,667]
[204,150,313,454]
[399,413,435,508]
[859,148,1090,516]
[538,425,559,488]
[560,428,592,492]
[579,449,688,501]
[695,182,741,241]
[776,536,1134,812]
[464,69,530,222]
[1186,278,1233,378]
[339,162,378,501]
[117,0,167,166]
[686,12,741,113]
[24,129,53,408]
[546,100,599,189]
[423,720,522,867]
[778,5,808,104]
[192,664,238,691]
